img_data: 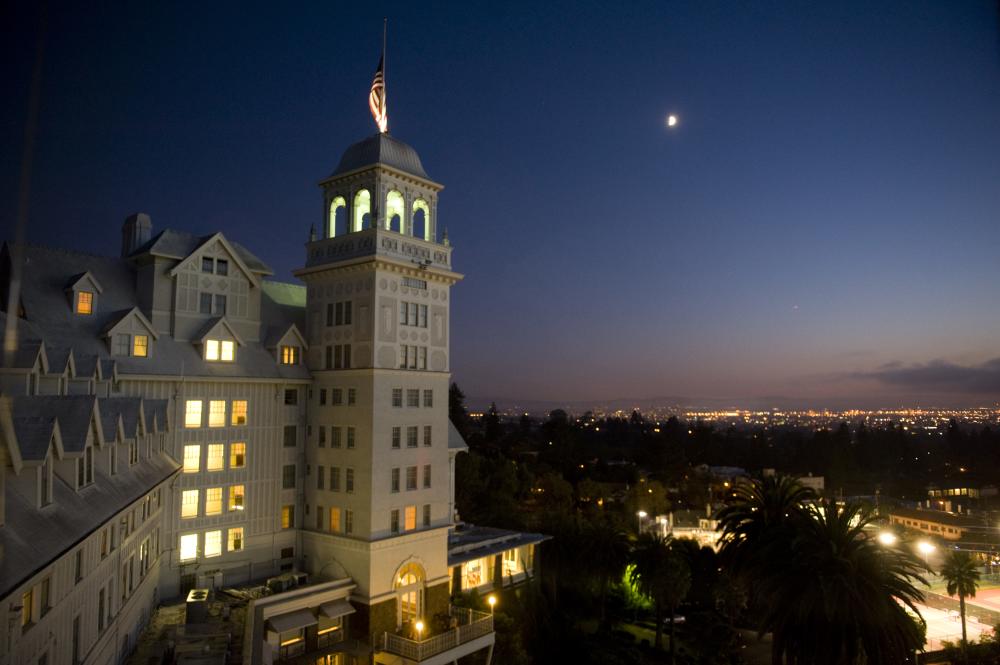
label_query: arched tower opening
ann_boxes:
[353,189,372,231]
[328,196,347,237]
[411,199,430,241]
[386,190,405,233]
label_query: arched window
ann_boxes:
[353,190,371,232]
[328,196,347,237]
[412,199,430,241]
[386,190,405,234]
[394,562,425,627]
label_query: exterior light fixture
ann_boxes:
[877,532,898,546]
[488,595,497,613]
[415,620,424,639]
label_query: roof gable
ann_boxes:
[65,271,104,295]
[101,307,159,340]
[268,323,308,350]
[196,316,245,346]
[168,233,261,287]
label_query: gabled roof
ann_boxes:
[11,394,101,454]
[73,353,101,380]
[65,271,104,295]
[45,346,75,376]
[167,232,264,287]
[99,397,146,440]
[195,316,245,346]
[265,323,308,350]
[100,307,159,340]
[144,398,170,433]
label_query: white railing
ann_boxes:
[381,606,493,661]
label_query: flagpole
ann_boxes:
[382,17,388,133]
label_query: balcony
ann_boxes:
[377,606,495,664]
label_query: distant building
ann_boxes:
[887,506,983,541]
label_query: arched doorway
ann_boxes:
[394,562,425,628]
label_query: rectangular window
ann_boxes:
[318,426,327,447]
[183,445,200,473]
[132,335,148,357]
[418,347,427,370]
[231,400,247,425]
[391,468,400,493]
[230,442,246,467]
[213,258,227,275]
[282,464,296,489]
[333,344,351,369]
[316,505,324,530]
[332,388,343,405]
[199,293,213,314]
[281,505,294,529]
[331,427,342,448]
[220,339,234,361]
[284,388,298,405]
[229,485,245,511]
[97,588,105,633]
[392,426,401,449]
[281,345,298,364]
[75,549,84,582]
[329,507,341,532]
[325,345,333,369]
[208,400,226,427]
[423,390,433,407]
[404,506,416,531]
[319,388,327,405]
[21,590,32,628]
[344,509,353,534]
[335,302,343,325]
[347,388,356,405]
[346,468,354,493]
[346,427,355,449]
[407,389,419,407]
[423,464,432,488]
[204,530,222,558]
[402,277,427,290]
[423,504,431,527]
[228,527,243,552]
[181,490,199,518]
[202,257,214,273]
[406,466,417,491]
[317,466,325,490]
[185,400,202,428]
[399,345,408,369]
[205,339,219,360]
[115,333,130,356]
[423,425,432,447]
[214,294,227,316]
[283,425,297,447]
[392,388,403,407]
[418,304,427,328]
[330,467,341,491]
[407,426,418,448]
[391,509,400,534]
[76,291,93,315]
[206,444,224,471]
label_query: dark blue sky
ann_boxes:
[4,1,1000,408]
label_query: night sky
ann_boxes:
[4,1,1000,409]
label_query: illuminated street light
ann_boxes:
[877,531,898,546]
[415,620,424,640]
[488,595,497,614]
[917,541,936,555]
[636,510,647,534]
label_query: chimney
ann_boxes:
[121,213,152,257]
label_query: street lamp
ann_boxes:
[637,510,647,534]
[877,531,898,546]
[917,541,936,568]
[415,620,424,641]
[488,595,497,614]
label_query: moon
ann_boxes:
[667,114,678,128]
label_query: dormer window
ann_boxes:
[133,335,148,357]
[112,333,150,358]
[281,345,299,365]
[205,339,235,362]
[76,291,93,315]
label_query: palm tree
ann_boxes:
[630,533,691,663]
[940,549,981,662]
[587,518,630,628]
[757,502,927,664]
[716,475,815,663]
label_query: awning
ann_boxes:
[267,608,317,633]
[319,599,356,619]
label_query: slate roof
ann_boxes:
[7,243,310,382]
[128,229,273,275]
[12,395,97,455]
[331,133,431,180]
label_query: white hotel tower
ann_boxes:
[294,132,462,644]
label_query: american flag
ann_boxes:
[369,56,387,133]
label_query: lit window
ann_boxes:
[208,400,226,427]
[228,527,243,551]
[281,505,294,529]
[21,590,32,627]
[230,442,246,467]
[184,400,202,428]
[231,401,247,426]
[205,488,222,515]
[281,345,298,364]
[132,335,148,357]
[329,507,341,532]
[204,530,222,557]
[404,506,416,531]
[206,444,224,471]
[179,534,198,561]
[229,485,245,511]
[183,445,200,473]
[205,339,235,362]
[181,490,199,519]
[205,339,219,361]
[221,340,234,361]
[76,291,93,315]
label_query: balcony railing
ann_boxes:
[380,606,493,661]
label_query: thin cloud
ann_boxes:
[858,358,1000,394]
